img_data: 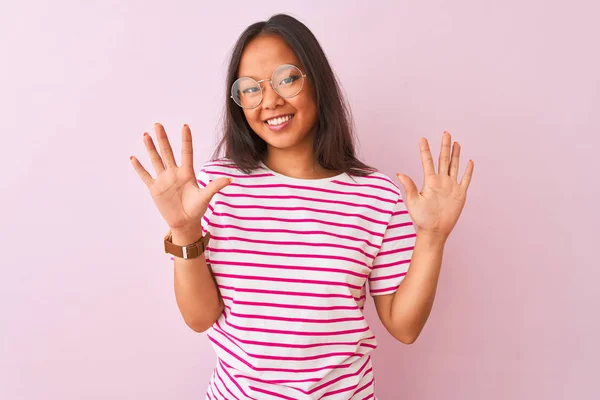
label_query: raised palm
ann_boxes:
[130,123,231,233]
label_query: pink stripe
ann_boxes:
[213,272,364,290]
[217,359,257,400]
[202,169,273,179]
[214,362,240,400]
[210,234,376,259]
[369,285,399,294]
[234,373,318,385]
[223,313,370,336]
[221,181,396,204]
[235,374,320,384]
[323,373,374,399]
[214,323,364,360]
[310,356,372,395]
[207,222,381,248]
[218,192,394,214]
[360,173,401,188]
[217,284,365,301]
[376,245,414,257]
[331,180,399,196]
[392,209,409,216]
[211,376,228,400]
[212,211,384,237]
[372,259,411,269]
[227,309,365,324]
[235,356,373,397]
[209,383,221,400]
[369,272,407,282]
[214,320,376,349]
[318,358,372,397]
[382,233,417,243]
[221,296,359,311]
[212,336,362,373]
[207,248,370,269]
[359,343,377,349]
[232,353,372,396]
[215,200,389,225]
[350,371,375,399]
[248,386,296,400]
[388,221,414,230]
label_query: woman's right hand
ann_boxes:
[130,123,231,234]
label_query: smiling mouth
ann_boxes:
[264,114,295,126]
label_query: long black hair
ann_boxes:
[211,13,377,177]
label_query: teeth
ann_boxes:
[266,114,293,125]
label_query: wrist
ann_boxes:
[170,225,204,246]
[416,229,448,247]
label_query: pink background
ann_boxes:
[1,1,598,399]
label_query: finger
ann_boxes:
[181,124,194,171]
[202,177,232,201]
[449,141,461,181]
[154,123,177,169]
[460,159,474,189]
[396,173,418,202]
[420,138,436,177]
[129,156,154,187]
[143,132,166,174]
[438,131,452,175]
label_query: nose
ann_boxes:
[261,80,284,109]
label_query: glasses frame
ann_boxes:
[230,63,308,109]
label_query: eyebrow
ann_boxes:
[237,64,301,80]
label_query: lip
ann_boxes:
[264,114,294,132]
[263,113,295,123]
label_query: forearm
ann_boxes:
[390,231,447,342]
[172,226,223,332]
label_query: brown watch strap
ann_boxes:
[164,230,211,259]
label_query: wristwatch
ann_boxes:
[164,230,211,259]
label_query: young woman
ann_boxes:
[130,13,473,400]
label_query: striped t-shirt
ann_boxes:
[169,158,417,400]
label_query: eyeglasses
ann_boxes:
[230,64,308,109]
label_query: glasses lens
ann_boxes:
[272,65,304,98]
[231,77,261,108]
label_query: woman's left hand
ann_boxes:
[395,131,474,240]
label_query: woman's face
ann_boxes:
[237,34,318,153]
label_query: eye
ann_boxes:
[279,75,299,85]
[242,87,260,94]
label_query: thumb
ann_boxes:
[395,173,418,201]
[203,177,232,199]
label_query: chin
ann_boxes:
[252,125,309,148]
[258,131,308,150]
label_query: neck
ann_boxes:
[263,145,340,180]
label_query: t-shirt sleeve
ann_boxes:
[368,192,417,296]
[166,166,215,263]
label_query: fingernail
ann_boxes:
[183,124,189,128]
[130,156,134,161]
[143,132,148,137]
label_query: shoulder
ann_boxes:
[347,170,402,199]
[199,157,237,171]
[197,157,264,182]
